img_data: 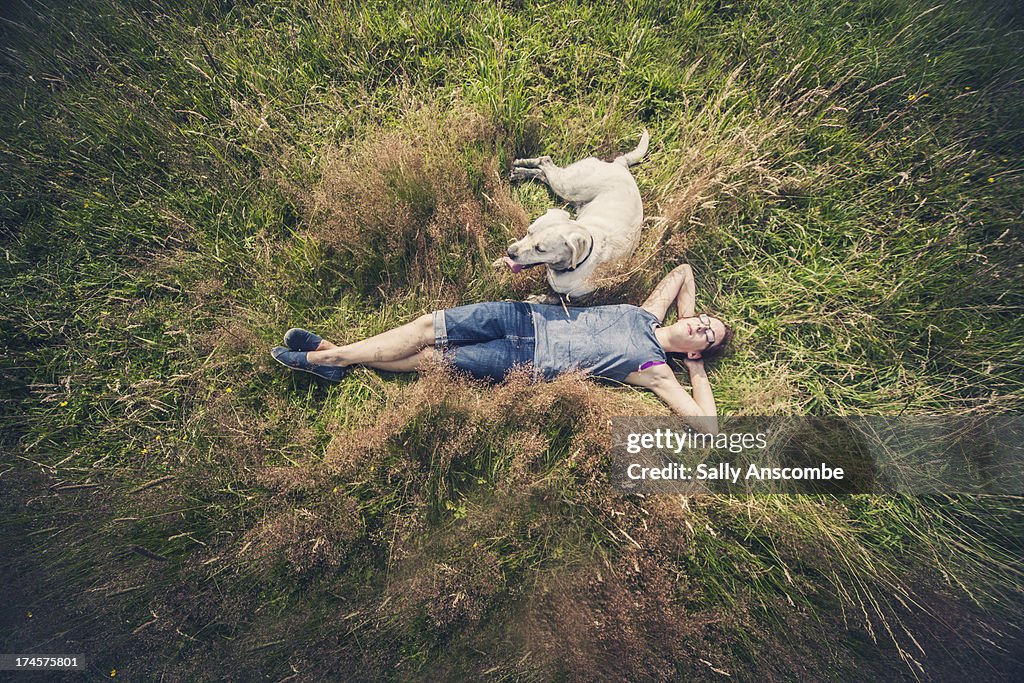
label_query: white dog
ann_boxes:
[500,130,649,300]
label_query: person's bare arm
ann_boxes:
[675,265,696,318]
[683,358,717,420]
[641,264,694,322]
[624,364,718,434]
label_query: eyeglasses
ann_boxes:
[698,314,716,349]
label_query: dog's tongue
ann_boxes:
[503,256,524,274]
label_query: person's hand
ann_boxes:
[683,357,704,372]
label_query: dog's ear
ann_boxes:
[567,231,591,269]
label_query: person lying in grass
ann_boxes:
[272,264,731,431]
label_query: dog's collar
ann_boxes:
[557,237,594,272]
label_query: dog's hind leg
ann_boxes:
[512,156,602,203]
[534,161,604,204]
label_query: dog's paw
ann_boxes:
[524,293,560,305]
[510,167,543,183]
[511,155,552,169]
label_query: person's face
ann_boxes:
[673,314,727,358]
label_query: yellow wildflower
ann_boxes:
[225,387,232,393]
[887,187,895,192]
[988,177,995,183]
[60,401,68,407]
[907,94,916,101]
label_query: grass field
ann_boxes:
[2,0,1023,679]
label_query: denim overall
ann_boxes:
[433,302,665,383]
[529,303,666,382]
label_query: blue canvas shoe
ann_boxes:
[271,347,349,382]
[283,327,323,351]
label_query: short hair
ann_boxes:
[701,322,734,360]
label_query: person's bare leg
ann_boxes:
[362,347,438,372]
[305,314,434,367]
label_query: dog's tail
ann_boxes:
[615,129,650,167]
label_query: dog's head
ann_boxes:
[504,209,592,273]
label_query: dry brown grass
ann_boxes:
[727,361,803,415]
[295,98,522,295]
[516,560,700,681]
[288,359,733,659]
[391,544,506,631]
[323,362,658,490]
[241,493,363,577]
[194,319,260,357]
[480,155,530,236]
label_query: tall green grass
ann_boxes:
[2,0,1022,679]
